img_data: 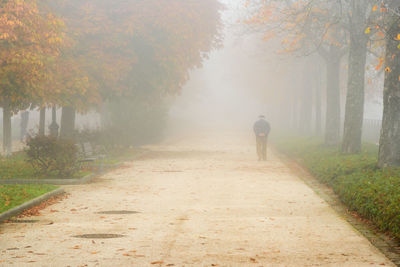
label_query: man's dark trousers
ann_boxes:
[256,135,267,160]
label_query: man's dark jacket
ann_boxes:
[253,119,271,136]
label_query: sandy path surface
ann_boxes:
[0,133,395,266]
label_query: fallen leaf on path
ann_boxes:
[117,249,125,251]
[71,245,81,249]
[122,253,131,256]
[70,209,77,212]
[151,260,164,264]
[50,209,58,213]
[90,251,99,254]
[166,264,175,266]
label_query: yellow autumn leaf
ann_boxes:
[372,5,378,12]
[365,27,371,34]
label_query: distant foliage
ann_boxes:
[102,98,168,147]
[25,135,79,177]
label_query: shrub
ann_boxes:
[25,135,79,177]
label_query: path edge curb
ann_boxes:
[0,188,65,223]
[0,174,95,185]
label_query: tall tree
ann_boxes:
[49,0,223,143]
[378,1,400,167]
[0,0,64,154]
[342,0,372,154]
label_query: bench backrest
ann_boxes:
[82,142,94,156]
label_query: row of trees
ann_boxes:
[0,0,223,154]
[246,0,400,167]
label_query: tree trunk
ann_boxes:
[39,108,46,136]
[341,40,367,153]
[378,16,400,167]
[291,89,298,130]
[20,111,29,141]
[2,100,12,155]
[315,73,322,136]
[60,106,76,139]
[341,1,368,154]
[324,47,341,146]
[299,76,313,136]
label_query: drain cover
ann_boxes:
[8,219,39,223]
[96,210,139,215]
[73,234,125,239]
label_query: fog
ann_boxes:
[168,0,384,143]
[0,0,389,150]
[169,34,272,132]
[1,1,400,265]
[169,1,291,135]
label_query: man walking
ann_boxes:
[253,115,271,161]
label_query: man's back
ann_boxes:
[253,119,271,136]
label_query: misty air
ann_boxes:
[0,0,399,266]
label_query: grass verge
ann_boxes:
[274,137,400,241]
[0,152,90,180]
[0,184,58,213]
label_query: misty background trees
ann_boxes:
[245,0,400,167]
[0,0,222,153]
[1,0,400,169]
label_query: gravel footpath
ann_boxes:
[0,133,395,266]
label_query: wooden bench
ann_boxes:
[77,142,106,172]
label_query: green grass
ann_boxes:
[274,137,400,240]
[94,158,120,165]
[0,152,90,180]
[0,184,58,213]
